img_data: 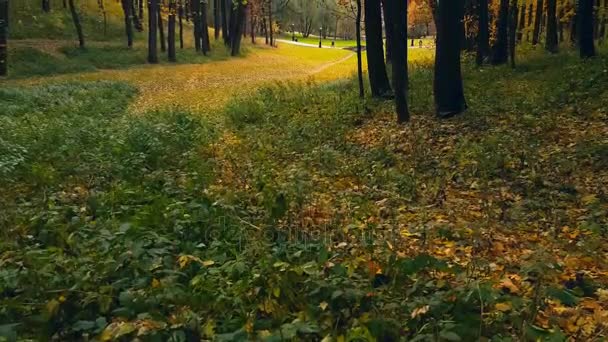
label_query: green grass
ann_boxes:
[1,47,608,340]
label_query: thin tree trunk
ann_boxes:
[251,16,256,43]
[386,0,408,122]
[546,0,558,52]
[168,0,176,61]
[42,0,50,12]
[201,0,211,54]
[492,0,509,64]
[192,0,201,51]
[509,0,518,68]
[148,0,159,63]
[229,0,245,55]
[558,3,564,42]
[579,0,596,57]
[365,0,391,97]
[68,0,85,48]
[121,0,134,48]
[139,0,144,21]
[381,0,392,63]
[477,0,490,65]
[600,0,607,42]
[158,4,166,52]
[434,0,467,118]
[179,1,184,48]
[355,0,364,99]
[527,2,534,41]
[214,0,220,40]
[268,0,273,46]
[517,0,526,41]
[263,17,269,44]
[532,0,544,44]
[0,0,8,77]
[98,0,107,36]
[221,0,229,45]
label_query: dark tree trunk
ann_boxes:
[121,0,134,48]
[517,1,526,41]
[229,0,245,55]
[509,0,518,68]
[492,0,509,64]
[68,0,85,48]
[139,0,144,21]
[570,11,578,45]
[214,0,220,40]
[545,0,558,52]
[476,0,490,65]
[386,0,409,122]
[201,0,211,54]
[221,0,229,45]
[381,0,392,63]
[251,16,256,43]
[42,0,50,12]
[178,2,184,48]
[168,0,176,61]
[532,0,543,45]
[558,5,564,42]
[355,0,364,99]
[148,0,159,63]
[192,0,201,51]
[601,0,607,42]
[365,0,391,97]
[579,0,596,57]
[131,0,143,31]
[434,0,467,118]
[595,0,601,38]
[263,17,269,44]
[527,3,534,41]
[268,0,273,46]
[158,4,166,52]
[0,0,8,77]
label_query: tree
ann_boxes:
[229,0,245,55]
[192,0,202,51]
[517,0,527,41]
[42,0,51,12]
[477,0,490,65]
[386,0,409,122]
[201,0,211,53]
[168,0,177,61]
[68,0,85,48]
[381,0,392,63]
[148,0,159,63]
[158,2,166,52]
[434,0,467,118]
[221,0,229,45]
[509,0,518,68]
[179,0,185,48]
[355,0,363,98]
[578,0,596,57]
[214,0,220,40]
[492,0,509,64]
[0,0,7,77]
[121,0,134,48]
[532,0,544,45]
[364,0,391,98]
[546,0,558,52]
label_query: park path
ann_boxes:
[11,44,358,113]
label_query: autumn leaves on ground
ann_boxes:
[2,3,608,342]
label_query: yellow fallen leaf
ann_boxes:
[319,301,328,311]
[495,302,512,312]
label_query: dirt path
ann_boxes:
[9,44,358,113]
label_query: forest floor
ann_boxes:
[1,44,608,341]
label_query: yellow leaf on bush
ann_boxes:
[495,302,512,312]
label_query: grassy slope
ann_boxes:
[1,46,607,340]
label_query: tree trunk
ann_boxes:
[517,1,526,42]
[355,0,364,99]
[558,4,564,42]
[476,0,490,65]
[168,0,176,61]
[268,0,273,46]
[192,0,201,51]
[263,17,269,44]
[221,0,229,45]
[98,0,107,36]
[251,16,256,43]
[545,0,558,52]
[68,0,85,48]
[434,0,467,118]
[595,0,601,38]
[131,0,143,31]
[579,0,596,57]
[527,2,534,41]
[148,0,158,63]
[509,0,518,68]
[532,0,543,45]
[386,0,409,122]
[214,0,220,40]
[121,0,134,48]
[42,0,50,12]
[179,2,184,48]
[229,0,245,55]
[492,0,509,64]
[201,0,211,54]
[139,0,144,21]
[381,0,392,63]
[158,4,166,52]
[0,0,8,77]
[600,0,607,42]
[365,0,391,97]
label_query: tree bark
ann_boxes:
[434,0,467,118]
[579,0,596,57]
[158,4,166,52]
[68,0,85,48]
[229,0,245,55]
[168,0,176,61]
[509,0,518,68]
[381,0,392,63]
[148,0,158,63]
[131,0,143,31]
[545,0,558,52]
[178,2,184,48]
[492,0,509,64]
[121,0,134,48]
[527,2,534,41]
[365,0,391,97]
[139,0,144,21]
[387,0,409,122]
[192,0,201,51]
[355,0,364,99]
[532,0,544,45]
[476,0,490,65]
[268,0,273,46]
[42,0,50,12]
[201,0,211,54]
[558,4,564,42]
[517,1,526,42]
[221,0,229,45]
[0,0,8,77]
[214,0,220,40]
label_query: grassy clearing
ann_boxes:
[2,44,608,340]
